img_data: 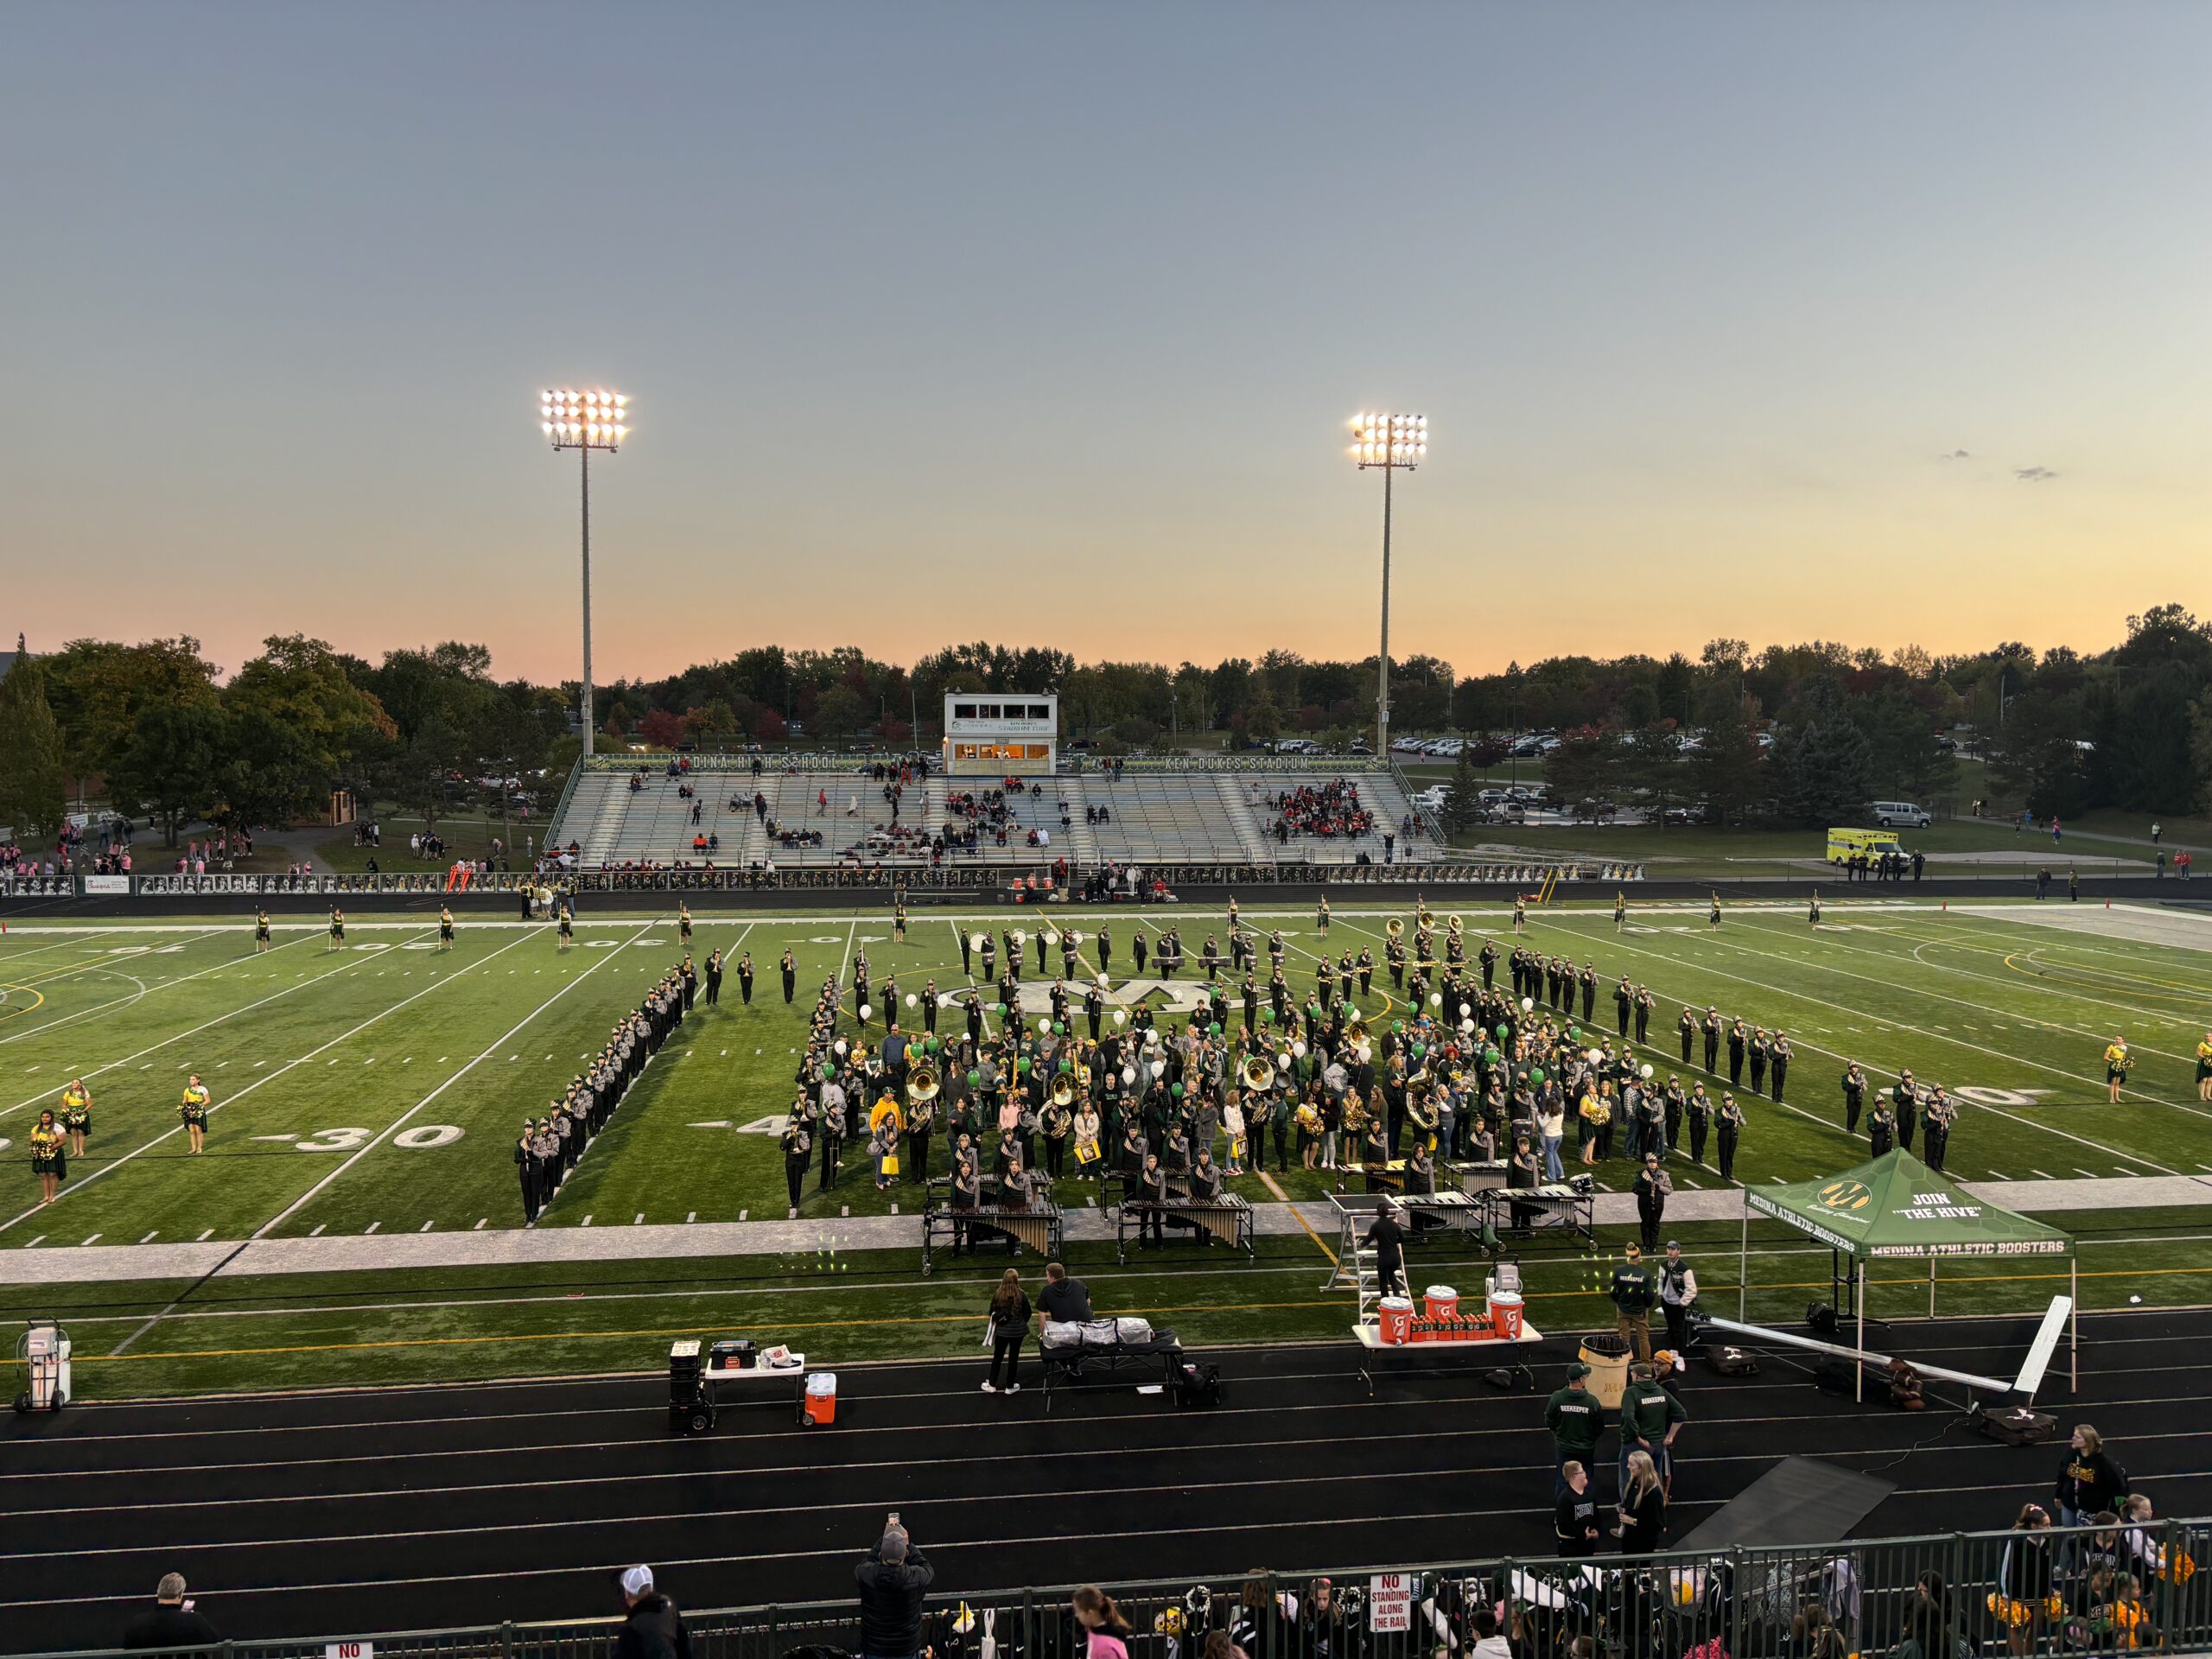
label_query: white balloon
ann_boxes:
[1293,1040,1308,1058]
[1459,1002,1471,1018]
[1357,1043,1373,1063]
[905,993,918,1008]
[1122,1065,1137,1086]
[858,1004,872,1021]
[1037,1015,1052,1033]
[1459,1019,1475,1034]
[1520,996,1534,1012]
[1096,973,1109,988]
[1587,1048,1604,1064]
[1276,1052,1292,1071]
[1112,1009,1127,1027]
[933,992,948,1007]
[1429,993,1443,1008]
[834,1038,849,1057]
[1640,1063,1655,1080]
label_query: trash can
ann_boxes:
[1579,1332,1630,1409]
[804,1371,837,1425]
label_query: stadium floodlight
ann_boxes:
[1349,412,1426,764]
[540,389,630,757]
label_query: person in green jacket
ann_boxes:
[1610,1243,1656,1363]
[1546,1361,1607,1497]
[1618,1359,1688,1495]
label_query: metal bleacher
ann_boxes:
[553,765,1427,870]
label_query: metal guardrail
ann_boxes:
[17,1519,2209,1659]
[542,753,587,849]
[55,861,1649,899]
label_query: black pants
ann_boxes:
[1717,1130,1738,1183]
[988,1330,1023,1389]
[909,1132,931,1182]
[1770,1061,1786,1102]
[1274,1119,1289,1171]
[1045,1138,1065,1179]
[1638,1203,1662,1251]
[705,978,720,1006]
[1924,1127,1948,1172]
[520,1171,540,1222]
[1663,1301,1692,1356]
[1688,1117,1707,1166]
[782,976,794,1003]
[786,1159,807,1209]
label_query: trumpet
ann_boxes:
[1049,1072,1077,1108]
[906,1059,941,1103]
[1241,1052,1277,1093]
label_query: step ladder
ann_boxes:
[1324,1205,1383,1326]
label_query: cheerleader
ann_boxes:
[557,910,575,952]
[180,1075,212,1154]
[255,907,273,951]
[30,1109,66,1205]
[60,1078,92,1159]
[1315,896,1331,937]
[2105,1038,2130,1104]
[677,902,693,948]
[1707,892,1722,930]
[2198,1031,2212,1103]
[438,906,455,951]
[1808,888,1822,926]
[1613,892,1627,931]
[327,906,346,950]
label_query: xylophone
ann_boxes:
[1114,1186,1256,1264]
[1480,1179,1597,1242]
[1451,1159,1509,1193]
[918,1176,1066,1274]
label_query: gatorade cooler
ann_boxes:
[1424,1285,1460,1323]
[1378,1296,1414,1345]
[1491,1290,1525,1340]
[804,1371,837,1425]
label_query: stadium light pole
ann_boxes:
[541,389,629,757]
[1351,412,1427,762]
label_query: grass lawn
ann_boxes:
[3,897,2209,1395]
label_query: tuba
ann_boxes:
[906,1059,940,1104]
[1344,1014,1370,1050]
[1241,1052,1277,1093]
[1448,913,1464,933]
[1050,1072,1077,1107]
[1386,917,1403,940]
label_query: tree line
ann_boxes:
[0,603,2204,845]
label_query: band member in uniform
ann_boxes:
[255,907,273,951]
[1202,935,1221,982]
[327,906,346,951]
[1635,984,1655,1044]
[1769,1032,1791,1102]
[438,905,455,951]
[2105,1039,2129,1103]
[1678,1007,1696,1067]
[516,1118,544,1222]
[30,1109,67,1205]
[701,949,722,1007]
[1479,937,1497,990]
[1714,1093,1743,1182]
[1923,1090,1955,1172]
[980,931,997,982]
[1841,1062,1867,1133]
[779,949,795,1003]
[1868,1094,1896,1156]
[1685,1084,1711,1167]
[1701,1007,1722,1075]
[180,1074,213,1154]
[960,928,975,977]
[60,1078,92,1160]
[1727,1020,1747,1089]
[773,1103,810,1211]
[1633,1154,1671,1250]
[1614,976,1633,1039]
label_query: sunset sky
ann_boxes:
[3,3,2206,683]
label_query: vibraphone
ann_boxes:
[1479,1179,1597,1242]
[919,1177,1066,1274]
[1451,1159,1508,1193]
[1113,1185,1255,1264]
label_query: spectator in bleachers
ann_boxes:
[124,1572,221,1650]
[613,1565,692,1659]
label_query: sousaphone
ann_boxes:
[1049,1071,1077,1107]
[1386,918,1404,940]
[906,1059,941,1103]
[1240,1052,1277,1093]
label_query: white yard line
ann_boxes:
[0,925,512,1235]
[250,923,652,1241]
[0,928,288,1053]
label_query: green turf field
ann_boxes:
[2,896,2209,1395]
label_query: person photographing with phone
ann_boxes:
[856,1514,935,1659]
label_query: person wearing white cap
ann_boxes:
[613,1565,691,1659]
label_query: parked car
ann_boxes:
[1413,785,1449,810]
[1872,799,1932,829]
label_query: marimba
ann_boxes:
[1113,1186,1255,1264]
[919,1177,1066,1274]
[1479,1179,1597,1242]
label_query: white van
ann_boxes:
[1872,800,1931,829]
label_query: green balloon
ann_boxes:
[821,1064,836,1080]
[1495,1023,1509,1039]
[1484,1046,1501,1066]
[925,1036,941,1053]
[1017,1057,1032,1076]
[1052,1020,1065,1035]
[1210,1022,1223,1036]
[1171,1083,1185,1098]
[1259,1008,1273,1024]
[1530,1066,1546,1084]
[994,1002,1007,1014]
[1058,1058,1072,1073]
[1411,1042,1427,1059]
